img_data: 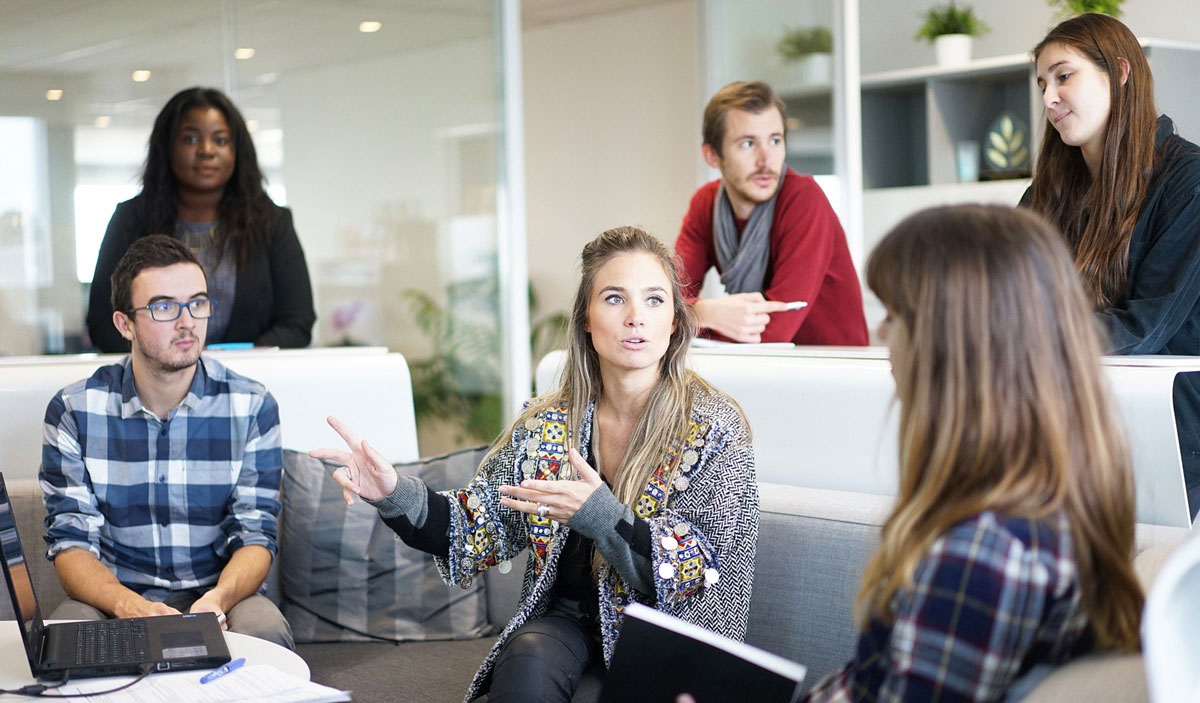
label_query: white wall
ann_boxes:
[860,0,1200,73]
[277,37,500,355]
[523,0,701,313]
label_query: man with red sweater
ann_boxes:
[676,81,868,345]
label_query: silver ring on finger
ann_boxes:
[536,503,549,518]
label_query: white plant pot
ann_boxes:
[934,33,972,66]
[797,53,833,85]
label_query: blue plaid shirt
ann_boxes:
[39,355,282,598]
[806,511,1091,703]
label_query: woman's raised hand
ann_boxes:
[498,448,603,522]
[309,416,399,505]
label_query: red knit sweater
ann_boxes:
[674,168,869,345]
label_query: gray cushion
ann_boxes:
[1,477,68,616]
[280,446,492,643]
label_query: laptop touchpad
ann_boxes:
[160,631,208,659]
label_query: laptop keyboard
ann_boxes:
[74,619,150,665]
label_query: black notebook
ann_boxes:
[601,602,806,703]
[0,473,230,681]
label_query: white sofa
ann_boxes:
[0,346,1189,700]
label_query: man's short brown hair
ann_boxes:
[702,81,788,158]
[110,235,204,314]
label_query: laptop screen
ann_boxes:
[0,473,47,673]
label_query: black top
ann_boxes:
[86,194,317,352]
[1023,115,1200,514]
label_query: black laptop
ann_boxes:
[0,473,230,681]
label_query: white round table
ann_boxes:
[0,624,308,694]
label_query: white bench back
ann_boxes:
[0,347,419,479]
[535,347,1197,528]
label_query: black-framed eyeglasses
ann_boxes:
[127,298,216,322]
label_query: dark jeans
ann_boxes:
[483,612,604,703]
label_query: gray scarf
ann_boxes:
[712,171,785,294]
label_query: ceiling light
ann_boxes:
[94,115,111,128]
[45,89,63,101]
[234,47,255,60]
[246,119,258,133]
[131,70,151,82]
[359,20,382,33]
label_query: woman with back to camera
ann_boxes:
[1022,13,1200,516]
[87,86,315,352]
[806,205,1143,702]
[311,226,759,703]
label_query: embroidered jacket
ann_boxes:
[435,383,759,702]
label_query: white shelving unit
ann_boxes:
[855,38,1200,334]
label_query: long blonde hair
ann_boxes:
[862,205,1142,650]
[485,226,709,507]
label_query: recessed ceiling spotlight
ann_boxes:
[359,20,382,33]
[94,115,112,128]
[246,119,259,133]
[45,89,63,101]
[132,70,151,82]
[234,47,255,60]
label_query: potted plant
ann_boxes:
[915,1,989,67]
[777,26,834,84]
[401,278,568,446]
[1048,0,1123,18]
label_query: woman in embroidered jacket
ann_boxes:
[312,226,759,703]
[806,205,1144,702]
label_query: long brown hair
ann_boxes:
[1028,13,1158,308]
[483,226,714,507]
[862,205,1142,650]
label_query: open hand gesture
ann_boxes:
[499,448,603,522]
[309,416,399,505]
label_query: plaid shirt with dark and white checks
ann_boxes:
[39,355,282,598]
[807,511,1090,703]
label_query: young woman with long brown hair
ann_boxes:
[87,87,315,352]
[1022,13,1200,517]
[806,205,1143,702]
[312,226,758,703]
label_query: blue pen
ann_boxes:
[207,342,254,350]
[200,657,245,684]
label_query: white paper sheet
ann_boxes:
[56,664,350,703]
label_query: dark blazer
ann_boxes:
[87,194,316,352]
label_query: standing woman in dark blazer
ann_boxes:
[1022,13,1200,517]
[87,87,315,351]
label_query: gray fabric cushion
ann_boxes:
[745,484,890,694]
[280,446,492,643]
[2,478,68,617]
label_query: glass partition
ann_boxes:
[0,1,519,453]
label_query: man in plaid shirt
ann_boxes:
[39,235,292,648]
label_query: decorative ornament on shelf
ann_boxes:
[1048,0,1123,19]
[915,1,989,67]
[981,111,1032,180]
[776,26,834,85]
